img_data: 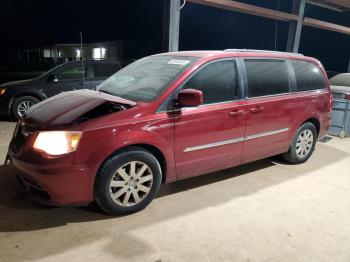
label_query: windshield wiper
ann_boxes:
[99,90,119,96]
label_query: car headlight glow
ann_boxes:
[33,131,83,156]
[0,88,7,96]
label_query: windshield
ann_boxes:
[97,55,198,102]
[330,73,350,87]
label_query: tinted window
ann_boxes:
[54,63,85,80]
[245,59,290,97]
[94,63,121,78]
[183,60,239,104]
[291,60,325,91]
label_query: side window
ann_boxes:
[94,62,122,78]
[291,60,326,91]
[55,63,85,81]
[183,60,239,104]
[244,59,290,98]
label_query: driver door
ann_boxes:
[174,59,247,179]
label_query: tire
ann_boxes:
[283,122,317,164]
[11,96,40,119]
[94,147,162,215]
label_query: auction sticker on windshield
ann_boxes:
[167,59,190,66]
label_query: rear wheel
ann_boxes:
[94,147,162,215]
[283,122,317,164]
[12,96,40,119]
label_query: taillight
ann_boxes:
[345,94,350,100]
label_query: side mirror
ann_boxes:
[47,74,58,83]
[177,89,203,107]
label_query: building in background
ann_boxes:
[17,40,123,66]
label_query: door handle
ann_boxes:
[229,110,245,117]
[250,107,263,113]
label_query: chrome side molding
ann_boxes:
[183,128,289,152]
[245,128,289,141]
[184,137,245,152]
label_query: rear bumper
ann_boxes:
[319,115,331,139]
[11,157,93,206]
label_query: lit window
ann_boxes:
[93,47,107,59]
[43,49,51,58]
[76,49,81,58]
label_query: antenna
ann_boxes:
[80,32,86,89]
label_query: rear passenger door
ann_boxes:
[241,58,296,163]
[89,61,122,90]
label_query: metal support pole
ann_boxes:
[347,57,350,73]
[168,0,181,52]
[26,49,30,64]
[56,45,59,63]
[286,0,306,53]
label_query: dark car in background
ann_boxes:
[0,59,123,118]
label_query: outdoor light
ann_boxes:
[33,131,82,156]
[76,49,81,58]
[0,88,6,95]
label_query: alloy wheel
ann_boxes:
[109,161,154,207]
[17,100,35,116]
[296,129,314,158]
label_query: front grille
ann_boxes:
[10,123,29,154]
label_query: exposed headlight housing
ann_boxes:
[33,131,82,156]
[0,88,7,96]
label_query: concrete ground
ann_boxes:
[0,120,350,262]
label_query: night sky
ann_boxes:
[0,0,349,72]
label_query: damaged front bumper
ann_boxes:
[4,150,12,166]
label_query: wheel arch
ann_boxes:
[96,143,168,185]
[302,117,320,136]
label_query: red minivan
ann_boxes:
[8,50,332,214]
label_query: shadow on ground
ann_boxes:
[0,116,15,122]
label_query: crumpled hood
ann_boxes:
[24,89,136,128]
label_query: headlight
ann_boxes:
[33,131,82,156]
[0,88,6,95]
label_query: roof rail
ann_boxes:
[224,49,304,56]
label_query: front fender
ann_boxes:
[80,125,176,194]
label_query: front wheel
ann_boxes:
[11,96,40,119]
[94,147,162,215]
[283,122,317,164]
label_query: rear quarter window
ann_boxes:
[244,59,290,98]
[291,60,326,91]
